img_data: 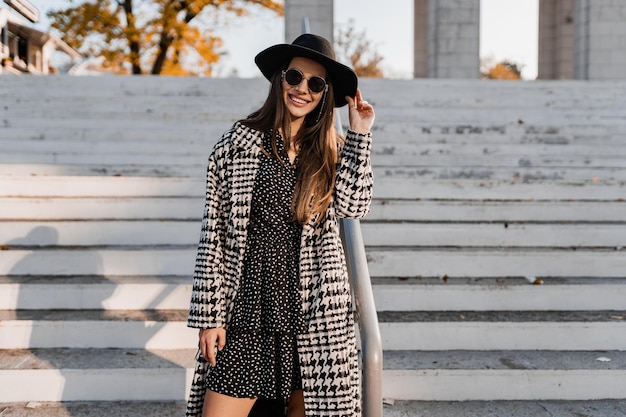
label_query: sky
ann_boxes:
[24,0,538,79]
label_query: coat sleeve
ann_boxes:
[187,142,229,329]
[333,129,374,218]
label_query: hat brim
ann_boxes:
[255,44,357,108]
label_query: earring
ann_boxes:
[314,90,327,124]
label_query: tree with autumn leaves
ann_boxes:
[480,56,523,80]
[335,20,384,78]
[48,0,282,76]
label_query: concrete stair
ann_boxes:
[1,75,626,415]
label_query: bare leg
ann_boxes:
[287,390,305,417]
[202,390,256,417]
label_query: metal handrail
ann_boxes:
[300,18,383,417]
[340,217,383,417]
[302,16,310,34]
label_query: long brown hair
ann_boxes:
[240,61,341,225]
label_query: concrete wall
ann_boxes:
[285,0,333,43]
[574,0,626,80]
[538,0,575,79]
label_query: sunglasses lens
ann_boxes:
[308,77,326,93]
[284,69,326,94]
[284,69,303,86]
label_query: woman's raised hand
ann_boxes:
[345,88,375,135]
[199,327,226,367]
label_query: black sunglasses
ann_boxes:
[281,68,328,94]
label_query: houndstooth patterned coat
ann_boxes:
[186,121,373,416]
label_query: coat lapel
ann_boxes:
[227,124,262,261]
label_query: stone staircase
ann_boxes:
[1,75,626,416]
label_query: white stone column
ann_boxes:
[574,0,626,80]
[285,0,334,43]
[419,0,480,79]
[538,0,575,79]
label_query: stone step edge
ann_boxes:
[3,248,625,278]
[3,315,626,350]
[2,368,625,402]
[383,369,626,401]
[3,165,626,184]
[2,309,626,323]
[4,346,626,402]
[382,349,626,370]
[5,274,626,282]
[4,131,626,144]
[0,401,186,417]
[3,400,626,417]
[4,348,626,372]
[3,221,626,249]
[2,198,625,223]
[2,176,624,200]
[3,276,626,311]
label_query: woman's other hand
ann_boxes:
[199,327,226,367]
[346,88,375,134]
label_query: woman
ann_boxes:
[186,33,375,417]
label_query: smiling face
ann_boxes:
[282,56,327,126]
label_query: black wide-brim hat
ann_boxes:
[255,33,358,107]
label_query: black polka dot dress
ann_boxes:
[205,130,304,402]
